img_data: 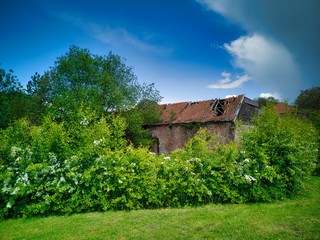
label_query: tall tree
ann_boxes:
[31,46,161,116]
[295,86,320,111]
[27,45,162,146]
[0,65,31,129]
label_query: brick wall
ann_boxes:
[150,121,235,154]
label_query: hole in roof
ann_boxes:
[212,99,229,116]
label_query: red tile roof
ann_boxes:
[153,94,254,126]
[275,102,293,114]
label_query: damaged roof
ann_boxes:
[153,94,258,126]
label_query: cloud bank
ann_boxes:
[198,0,320,101]
[224,34,301,99]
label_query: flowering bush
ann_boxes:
[0,107,317,218]
[239,107,318,200]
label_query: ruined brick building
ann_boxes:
[148,94,259,154]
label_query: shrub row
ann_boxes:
[0,107,318,218]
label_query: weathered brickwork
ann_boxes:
[148,95,259,154]
[150,122,235,154]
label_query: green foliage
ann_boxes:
[0,105,317,219]
[0,66,33,129]
[254,96,279,108]
[26,72,50,124]
[0,108,128,218]
[294,86,320,175]
[26,45,162,146]
[240,107,318,199]
[30,45,162,116]
[121,99,161,147]
[2,177,320,240]
[295,86,320,111]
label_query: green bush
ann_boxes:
[240,107,318,200]
[0,107,317,219]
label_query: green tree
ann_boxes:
[254,96,279,108]
[122,99,161,147]
[26,72,51,124]
[0,65,32,129]
[295,86,320,111]
[27,45,162,146]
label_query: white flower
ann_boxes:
[164,156,170,160]
[36,191,42,197]
[118,180,123,184]
[244,174,256,182]
[2,185,10,193]
[11,187,20,195]
[49,152,57,163]
[15,156,21,163]
[11,146,21,157]
[243,158,250,163]
[97,156,104,162]
[80,117,89,126]
[22,173,29,182]
[18,173,30,186]
[94,138,105,146]
[6,202,12,208]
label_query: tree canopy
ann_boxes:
[2,46,162,146]
[294,86,320,111]
[0,65,32,129]
[254,96,279,108]
[27,45,162,120]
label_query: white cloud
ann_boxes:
[223,34,301,99]
[259,93,280,99]
[196,0,320,101]
[208,71,251,89]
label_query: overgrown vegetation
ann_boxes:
[1,177,319,239]
[0,106,317,218]
[1,46,162,147]
[294,86,320,175]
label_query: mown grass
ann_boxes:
[1,177,319,240]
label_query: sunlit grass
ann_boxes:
[1,177,319,240]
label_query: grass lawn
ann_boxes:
[1,177,319,240]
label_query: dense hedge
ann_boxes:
[0,107,318,218]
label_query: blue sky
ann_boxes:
[1,0,319,103]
